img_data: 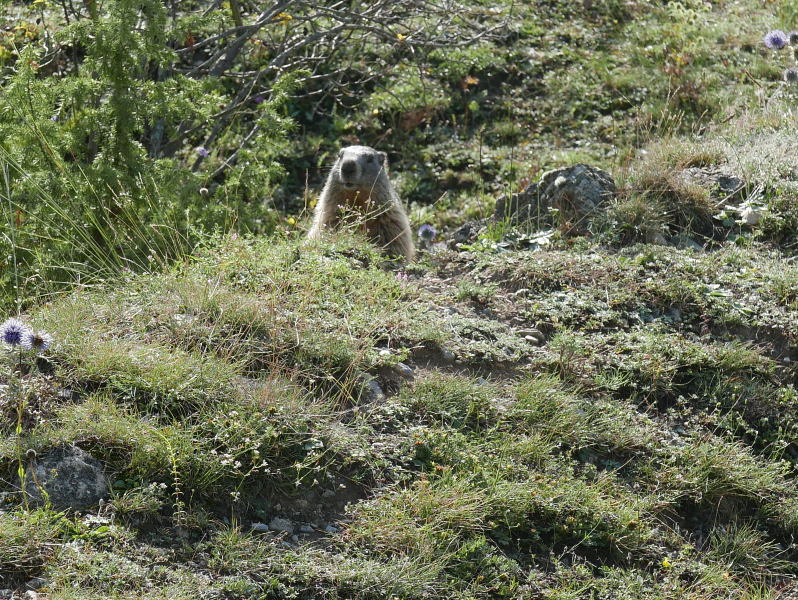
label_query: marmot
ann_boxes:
[307,145,415,261]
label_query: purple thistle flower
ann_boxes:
[417,224,437,241]
[764,30,788,50]
[196,146,209,158]
[50,115,58,122]
[22,330,52,352]
[1,318,32,347]
[396,271,409,285]
[253,95,265,104]
[785,68,798,83]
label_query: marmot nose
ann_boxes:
[340,160,357,177]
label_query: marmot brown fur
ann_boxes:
[307,145,415,261]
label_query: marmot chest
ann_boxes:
[339,187,382,210]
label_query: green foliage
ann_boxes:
[0,0,294,309]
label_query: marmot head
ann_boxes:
[334,145,388,190]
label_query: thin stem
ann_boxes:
[2,161,20,315]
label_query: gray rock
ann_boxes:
[362,378,385,403]
[679,167,745,202]
[496,164,616,235]
[25,577,48,591]
[324,524,340,533]
[451,219,488,246]
[250,522,270,533]
[299,524,315,534]
[269,516,294,534]
[393,362,414,379]
[740,206,762,226]
[438,347,456,363]
[645,231,669,246]
[517,328,544,344]
[23,445,108,511]
[670,233,704,251]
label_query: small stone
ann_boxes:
[25,577,48,591]
[324,524,339,533]
[291,535,300,543]
[740,206,761,226]
[363,379,385,402]
[269,517,294,534]
[439,348,455,363]
[518,328,544,344]
[394,362,414,379]
[670,234,703,251]
[299,524,315,534]
[250,522,270,533]
[645,232,669,246]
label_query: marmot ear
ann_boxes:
[378,151,388,166]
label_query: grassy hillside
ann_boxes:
[2,0,798,598]
[3,230,798,598]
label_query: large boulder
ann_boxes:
[495,164,617,234]
[23,445,108,511]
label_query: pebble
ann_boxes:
[25,578,48,591]
[517,328,544,342]
[741,206,761,226]
[268,517,294,534]
[394,362,414,379]
[299,524,315,534]
[439,348,456,363]
[364,379,385,402]
[324,524,339,534]
[250,522,270,533]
